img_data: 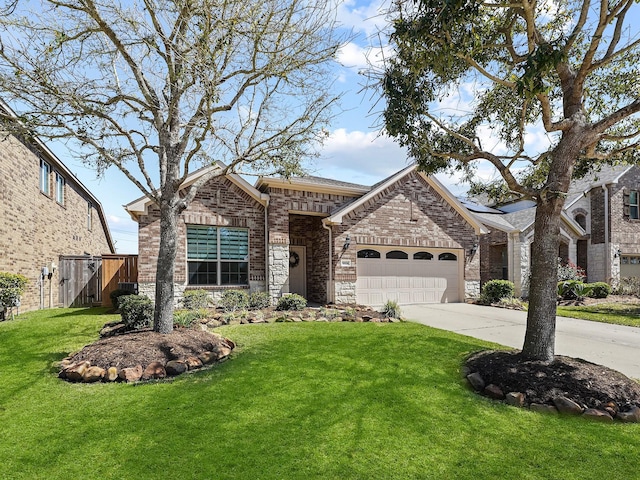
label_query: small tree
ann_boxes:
[0,0,345,333]
[381,0,640,361]
[0,272,27,319]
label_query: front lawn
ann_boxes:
[1,308,638,479]
[556,303,640,327]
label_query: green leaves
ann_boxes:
[515,42,566,100]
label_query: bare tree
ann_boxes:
[382,0,640,361]
[0,0,345,333]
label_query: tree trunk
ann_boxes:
[154,200,179,334]
[521,197,563,361]
[521,134,580,361]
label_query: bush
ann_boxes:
[118,295,154,330]
[173,308,208,328]
[218,289,249,312]
[588,282,611,299]
[276,293,307,311]
[613,277,640,296]
[109,288,135,310]
[481,280,515,303]
[381,300,402,319]
[182,290,211,310]
[557,259,586,282]
[0,272,28,308]
[558,280,593,301]
[249,291,271,310]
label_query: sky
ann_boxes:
[45,0,546,254]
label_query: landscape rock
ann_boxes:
[142,361,167,380]
[198,351,216,364]
[166,360,188,376]
[530,403,558,414]
[206,319,222,328]
[119,365,143,383]
[466,372,485,391]
[616,406,640,423]
[185,356,203,370]
[553,396,584,415]
[583,409,613,422]
[64,361,91,382]
[484,384,505,400]
[105,367,119,382]
[362,315,372,322]
[82,366,106,383]
[212,345,232,359]
[505,392,525,407]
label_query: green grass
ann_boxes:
[1,308,639,480]
[557,303,640,327]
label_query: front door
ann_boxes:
[288,245,306,298]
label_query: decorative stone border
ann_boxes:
[58,343,233,384]
[464,369,640,423]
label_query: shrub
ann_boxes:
[0,272,28,308]
[481,280,515,303]
[276,293,307,311]
[118,295,154,330]
[249,291,271,310]
[558,280,593,301]
[588,282,611,299]
[182,290,211,310]
[381,300,402,319]
[557,258,586,282]
[613,277,640,296]
[173,308,208,328]
[218,289,249,312]
[109,288,134,310]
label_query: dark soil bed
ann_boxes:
[66,328,233,371]
[466,350,640,410]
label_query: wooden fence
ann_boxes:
[58,254,138,308]
[101,254,139,307]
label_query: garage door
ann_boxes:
[356,247,462,306]
[621,255,640,278]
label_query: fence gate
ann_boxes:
[101,254,138,307]
[59,256,103,307]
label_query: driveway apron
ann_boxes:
[403,303,640,379]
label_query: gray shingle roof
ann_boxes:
[566,164,633,204]
[292,175,370,190]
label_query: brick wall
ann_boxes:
[289,214,328,303]
[590,186,606,244]
[137,175,266,290]
[0,133,112,311]
[333,171,480,283]
[610,169,640,255]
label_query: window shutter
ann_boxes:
[624,188,630,217]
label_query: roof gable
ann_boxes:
[125,162,268,221]
[323,164,488,234]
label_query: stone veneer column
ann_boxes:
[269,243,290,301]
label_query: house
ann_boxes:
[471,164,640,296]
[0,99,115,312]
[125,163,488,306]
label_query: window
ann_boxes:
[438,252,457,261]
[87,202,92,230]
[630,191,639,220]
[386,250,408,259]
[574,213,586,229]
[357,249,380,259]
[413,251,433,260]
[187,225,249,285]
[55,173,65,205]
[40,159,51,195]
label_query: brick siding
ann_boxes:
[0,132,112,311]
[137,176,266,288]
[610,169,640,255]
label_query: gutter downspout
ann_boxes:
[322,220,333,303]
[602,184,610,281]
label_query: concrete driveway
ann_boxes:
[402,303,640,379]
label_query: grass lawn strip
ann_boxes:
[556,303,640,327]
[0,308,638,479]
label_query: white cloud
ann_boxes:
[337,0,388,38]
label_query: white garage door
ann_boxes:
[356,247,462,307]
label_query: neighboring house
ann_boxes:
[126,163,487,306]
[471,164,640,296]
[0,99,115,312]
